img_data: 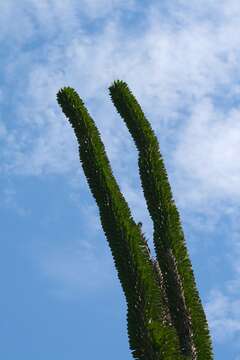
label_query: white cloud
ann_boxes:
[2,0,240,268]
[173,98,240,205]
[4,1,240,187]
[202,212,240,345]
[2,2,240,347]
[205,288,240,344]
[0,0,137,49]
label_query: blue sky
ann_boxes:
[1,1,240,359]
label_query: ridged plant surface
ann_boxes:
[57,80,214,360]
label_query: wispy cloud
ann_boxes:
[3,1,240,184]
[2,1,240,348]
[205,288,240,344]
[173,99,240,205]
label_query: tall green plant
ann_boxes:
[57,80,214,360]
